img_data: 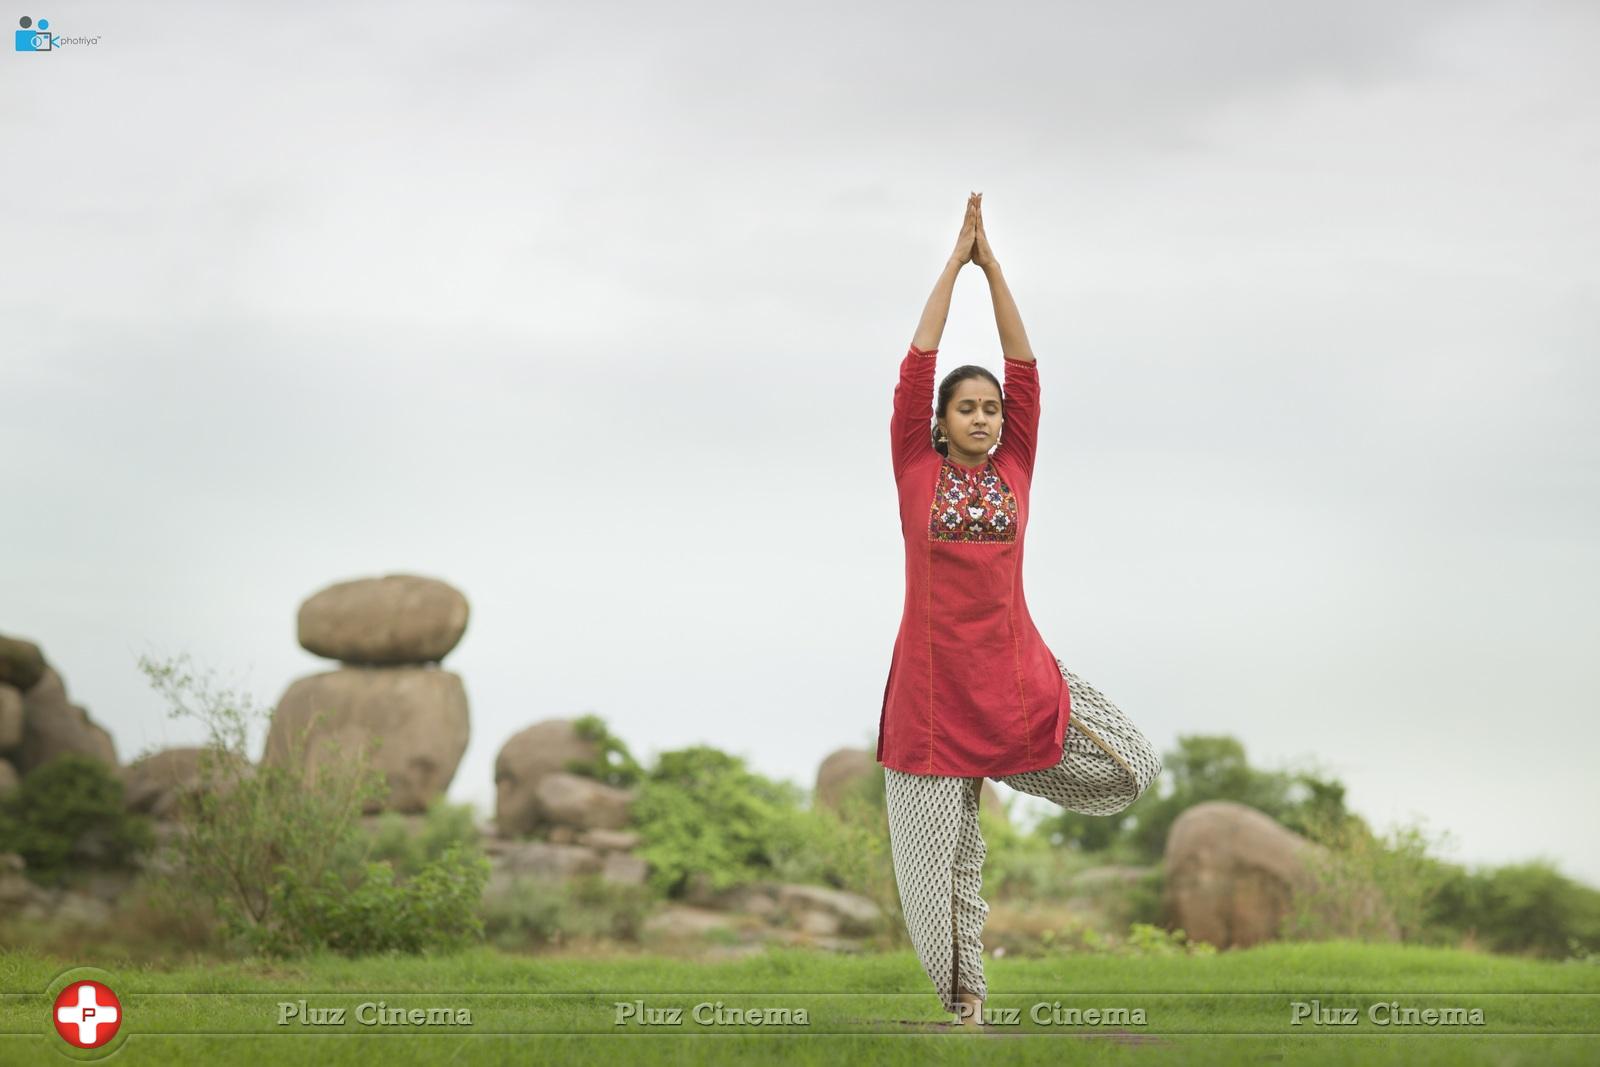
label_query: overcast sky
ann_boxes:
[4,0,1597,887]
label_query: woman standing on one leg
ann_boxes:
[876,194,1163,1029]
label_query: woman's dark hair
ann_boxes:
[930,365,1005,456]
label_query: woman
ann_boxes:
[877,193,1163,1028]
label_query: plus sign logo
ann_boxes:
[52,980,122,1048]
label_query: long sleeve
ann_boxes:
[993,355,1040,480]
[890,343,938,480]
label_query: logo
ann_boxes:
[52,980,122,1049]
[15,15,53,50]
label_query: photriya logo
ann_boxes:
[52,980,122,1048]
[16,15,54,50]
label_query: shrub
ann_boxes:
[1281,809,1451,943]
[360,799,486,880]
[630,745,808,897]
[137,652,488,957]
[0,754,152,885]
[1432,860,1600,959]
[258,842,490,957]
[768,801,899,940]
[564,714,647,788]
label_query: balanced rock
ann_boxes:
[0,684,22,752]
[495,719,604,836]
[11,667,117,777]
[0,634,46,691]
[1163,800,1396,948]
[264,666,469,814]
[298,574,470,665]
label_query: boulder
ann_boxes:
[578,828,642,852]
[600,851,650,886]
[495,840,606,880]
[0,758,17,797]
[0,634,46,691]
[1162,800,1396,948]
[0,684,22,751]
[494,719,604,836]
[263,666,469,814]
[298,574,470,665]
[534,772,634,832]
[685,879,883,937]
[0,852,49,913]
[483,840,609,901]
[772,883,883,936]
[814,748,877,811]
[11,667,117,777]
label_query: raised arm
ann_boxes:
[893,196,979,478]
[911,194,979,351]
[972,195,1041,477]
[972,193,1034,364]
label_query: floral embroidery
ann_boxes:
[928,459,1018,542]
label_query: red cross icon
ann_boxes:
[52,980,122,1048]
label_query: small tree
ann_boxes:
[137,652,488,956]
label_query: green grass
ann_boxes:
[2,940,1596,1065]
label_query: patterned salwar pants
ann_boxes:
[883,660,1163,1016]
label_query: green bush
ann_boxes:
[360,799,486,880]
[767,798,899,939]
[256,842,490,957]
[982,804,1071,902]
[1424,860,1600,959]
[1123,868,1166,927]
[0,754,153,885]
[564,714,647,788]
[630,745,808,897]
[1281,809,1451,944]
[137,652,488,957]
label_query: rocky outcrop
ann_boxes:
[495,719,613,836]
[9,666,117,777]
[298,574,470,665]
[0,851,135,928]
[0,635,46,691]
[648,878,885,949]
[534,772,633,832]
[0,685,22,751]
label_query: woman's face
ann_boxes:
[940,378,1003,455]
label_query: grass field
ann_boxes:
[2,940,1596,1065]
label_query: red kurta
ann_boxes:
[876,342,1071,777]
